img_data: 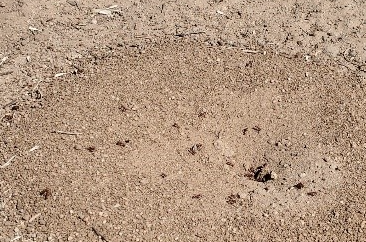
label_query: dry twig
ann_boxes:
[52,131,82,135]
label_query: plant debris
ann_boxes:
[93,5,120,16]
[92,226,109,242]
[29,146,40,152]
[52,130,82,135]
[29,26,41,32]
[242,128,248,135]
[252,126,261,133]
[188,143,203,155]
[0,155,16,169]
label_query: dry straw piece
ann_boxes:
[0,155,16,169]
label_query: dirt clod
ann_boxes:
[253,164,275,182]
[226,194,241,205]
[307,192,318,197]
[192,194,202,199]
[0,2,365,240]
[87,146,96,152]
[40,188,51,200]
[294,183,305,189]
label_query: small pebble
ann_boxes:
[74,144,82,150]
[270,171,278,180]
[361,221,366,228]
[140,178,149,185]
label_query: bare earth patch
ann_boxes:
[1,42,365,241]
[1,1,366,241]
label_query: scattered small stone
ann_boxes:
[74,144,82,150]
[275,141,283,147]
[192,194,202,199]
[0,2,5,7]
[116,139,130,147]
[359,65,366,72]
[160,173,167,178]
[198,110,207,118]
[270,171,278,180]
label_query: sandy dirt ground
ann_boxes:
[1,1,366,241]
